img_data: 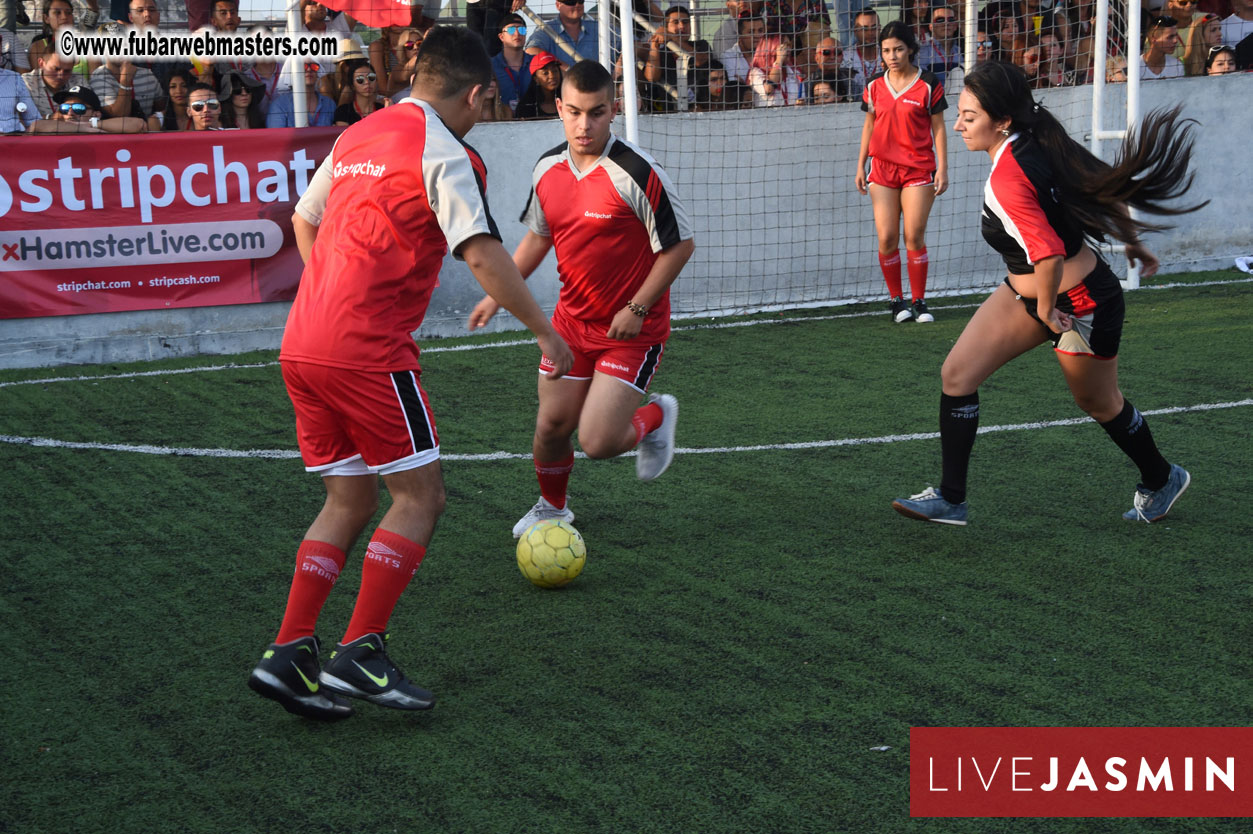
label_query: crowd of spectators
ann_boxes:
[2,0,1250,134]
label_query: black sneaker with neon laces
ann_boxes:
[248,635,354,721]
[889,296,913,323]
[318,632,435,710]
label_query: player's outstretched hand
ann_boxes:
[537,330,573,378]
[467,295,500,330]
[606,306,645,341]
[1125,242,1159,277]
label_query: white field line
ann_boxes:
[2,399,1249,462]
[2,277,1248,390]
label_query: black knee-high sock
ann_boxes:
[939,392,979,505]
[1099,399,1171,490]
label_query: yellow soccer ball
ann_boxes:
[516,520,586,588]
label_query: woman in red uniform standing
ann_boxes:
[855,19,948,324]
[892,61,1203,526]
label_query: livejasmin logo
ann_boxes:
[927,754,1235,793]
[910,727,1253,818]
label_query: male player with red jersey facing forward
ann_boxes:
[468,60,695,539]
[248,27,573,721]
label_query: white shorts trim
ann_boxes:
[309,453,365,475]
[314,447,440,477]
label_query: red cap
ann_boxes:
[530,51,560,73]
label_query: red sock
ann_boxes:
[907,248,929,300]
[631,402,664,445]
[535,452,574,510]
[878,250,903,298]
[275,540,346,644]
[341,529,425,644]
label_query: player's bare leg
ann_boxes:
[1056,351,1186,522]
[514,374,592,537]
[900,183,937,321]
[250,473,380,721]
[318,460,445,711]
[376,461,447,547]
[893,284,1048,525]
[942,283,1050,396]
[1055,352,1123,423]
[575,372,647,459]
[304,474,380,552]
[869,184,909,320]
[576,372,678,481]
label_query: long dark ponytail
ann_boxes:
[964,61,1207,245]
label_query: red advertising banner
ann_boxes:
[0,128,338,320]
[911,727,1253,817]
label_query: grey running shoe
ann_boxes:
[512,497,575,539]
[636,393,678,481]
[1123,464,1190,523]
[318,633,434,711]
[912,299,934,323]
[248,635,354,721]
[892,486,968,526]
[890,296,913,323]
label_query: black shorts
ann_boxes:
[1006,258,1125,359]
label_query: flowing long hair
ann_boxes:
[964,61,1207,244]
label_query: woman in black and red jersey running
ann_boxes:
[855,19,948,325]
[892,61,1204,527]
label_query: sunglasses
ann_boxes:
[1172,0,1198,5]
[976,39,993,47]
[189,99,221,112]
[58,102,89,115]
[403,40,421,49]
[853,24,878,31]
[1151,15,1177,26]
[232,87,252,95]
[502,24,526,35]
[557,0,585,5]
[1207,44,1232,55]
[933,15,955,22]
[818,48,842,56]
[353,72,377,83]
[304,62,320,72]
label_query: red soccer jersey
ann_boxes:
[861,69,946,170]
[281,99,499,372]
[520,135,693,344]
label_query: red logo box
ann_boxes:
[911,727,1253,817]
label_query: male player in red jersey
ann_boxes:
[467,60,695,538]
[248,27,573,721]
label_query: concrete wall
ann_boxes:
[1,72,1247,369]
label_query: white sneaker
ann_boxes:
[636,393,678,481]
[512,497,575,539]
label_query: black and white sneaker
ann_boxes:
[890,296,913,323]
[912,299,934,323]
[248,635,355,721]
[319,632,435,711]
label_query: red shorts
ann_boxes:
[539,311,665,393]
[282,361,439,475]
[868,158,934,189]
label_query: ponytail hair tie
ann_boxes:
[1032,102,1041,113]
